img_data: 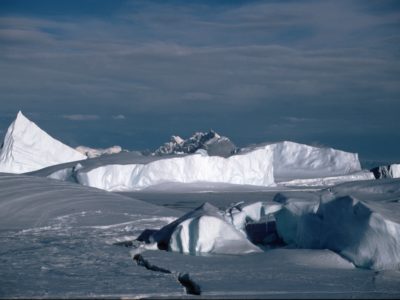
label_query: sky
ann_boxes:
[0,0,399,162]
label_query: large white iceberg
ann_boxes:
[249,141,362,181]
[150,202,261,255]
[0,111,86,174]
[74,148,275,191]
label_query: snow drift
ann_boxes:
[0,111,86,173]
[149,202,261,255]
[74,148,275,191]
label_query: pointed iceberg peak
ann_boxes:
[16,110,24,119]
[11,111,33,132]
[0,111,87,174]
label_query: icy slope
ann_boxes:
[0,111,86,174]
[74,148,275,191]
[0,173,182,298]
[149,202,261,255]
[154,130,237,157]
[0,173,178,230]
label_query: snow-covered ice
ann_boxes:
[75,145,123,158]
[1,113,399,298]
[149,202,261,255]
[272,179,400,270]
[372,163,400,179]
[244,141,362,181]
[153,130,237,157]
[0,111,86,174]
[74,147,275,191]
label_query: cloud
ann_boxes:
[112,114,125,120]
[62,114,100,121]
[0,1,399,160]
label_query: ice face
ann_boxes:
[250,141,362,181]
[0,111,87,174]
[74,148,275,191]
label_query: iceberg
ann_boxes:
[250,141,362,181]
[75,145,122,158]
[371,163,400,179]
[0,111,86,174]
[150,202,261,255]
[74,147,275,191]
[153,130,237,157]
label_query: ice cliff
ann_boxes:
[0,111,87,173]
[75,148,275,191]
[246,141,362,181]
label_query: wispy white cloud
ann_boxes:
[112,114,125,120]
[62,114,100,121]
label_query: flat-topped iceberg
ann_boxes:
[74,148,275,191]
[245,141,362,181]
[0,111,86,174]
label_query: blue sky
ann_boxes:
[0,0,399,161]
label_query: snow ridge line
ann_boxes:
[133,254,201,295]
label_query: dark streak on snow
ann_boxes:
[133,253,201,296]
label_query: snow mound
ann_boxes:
[150,202,261,255]
[75,147,275,191]
[242,141,361,181]
[371,164,400,179]
[154,130,237,157]
[274,193,400,270]
[0,111,87,174]
[76,145,122,158]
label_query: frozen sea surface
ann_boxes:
[1,174,400,298]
